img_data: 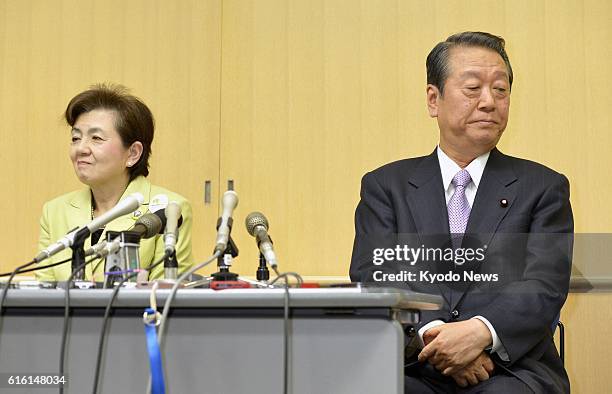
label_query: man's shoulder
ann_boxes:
[365,154,433,181]
[497,151,568,183]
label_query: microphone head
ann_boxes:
[245,212,269,236]
[222,190,239,210]
[135,213,164,238]
[152,209,183,230]
[165,201,182,232]
[130,192,145,206]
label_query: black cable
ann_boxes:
[145,253,170,280]
[145,250,173,283]
[91,259,104,279]
[93,253,166,394]
[59,256,102,394]
[0,257,72,277]
[0,256,73,383]
[0,259,38,359]
[0,259,37,317]
[92,270,139,394]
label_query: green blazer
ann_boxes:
[36,176,194,281]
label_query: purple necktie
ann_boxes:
[448,169,472,247]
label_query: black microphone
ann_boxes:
[86,212,164,257]
[245,212,278,269]
[149,204,183,231]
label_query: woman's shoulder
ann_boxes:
[42,188,88,210]
[149,183,190,205]
[127,176,191,206]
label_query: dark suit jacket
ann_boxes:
[350,148,573,393]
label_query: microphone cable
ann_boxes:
[92,252,169,394]
[144,251,221,394]
[270,267,303,394]
[157,252,221,348]
[59,256,104,394]
[0,257,72,358]
[0,257,72,278]
[0,259,37,318]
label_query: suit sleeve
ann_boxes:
[350,171,398,282]
[475,173,573,365]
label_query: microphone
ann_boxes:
[86,212,164,257]
[214,191,239,254]
[35,228,80,263]
[135,211,165,239]
[164,201,182,255]
[245,212,278,268]
[152,207,183,229]
[86,192,144,233]
[34,193,144,263]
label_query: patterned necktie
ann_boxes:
[448,169,472,247]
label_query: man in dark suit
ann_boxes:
[350,32,573,393]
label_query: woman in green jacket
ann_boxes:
[36,84,193,282]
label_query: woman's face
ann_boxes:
[69,109,132,188]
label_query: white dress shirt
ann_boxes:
[417,146,509,361]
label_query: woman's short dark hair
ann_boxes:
[65,83,154,180]
[426,31,513,95]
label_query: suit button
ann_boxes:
[451,309,460,319]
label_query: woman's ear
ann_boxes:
[126,141,143,167]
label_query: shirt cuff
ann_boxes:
[417,320,446,347]
[472,316,510,362]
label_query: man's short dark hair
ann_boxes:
[426,31,513,95]
[65,83,155,180]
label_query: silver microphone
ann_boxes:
[163,201,182,280]
[164,201,182,255]
[86,193,144,233]
[245,212,278,268]
[35,193,144,263]
[214,191,239,254]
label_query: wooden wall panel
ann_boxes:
[561,293,612,393]
[0,0,222,270]
[218,0,612,276]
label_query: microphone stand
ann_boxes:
[256,252,270,281]
[211,236,239,281]
[69,228,91,282]
[255,234,273,281]
[164,251,179,280]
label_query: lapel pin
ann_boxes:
[500,199,508,208]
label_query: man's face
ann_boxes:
[427,46,510,159]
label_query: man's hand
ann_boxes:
[450,352,495,388]
[418,319,492,375]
